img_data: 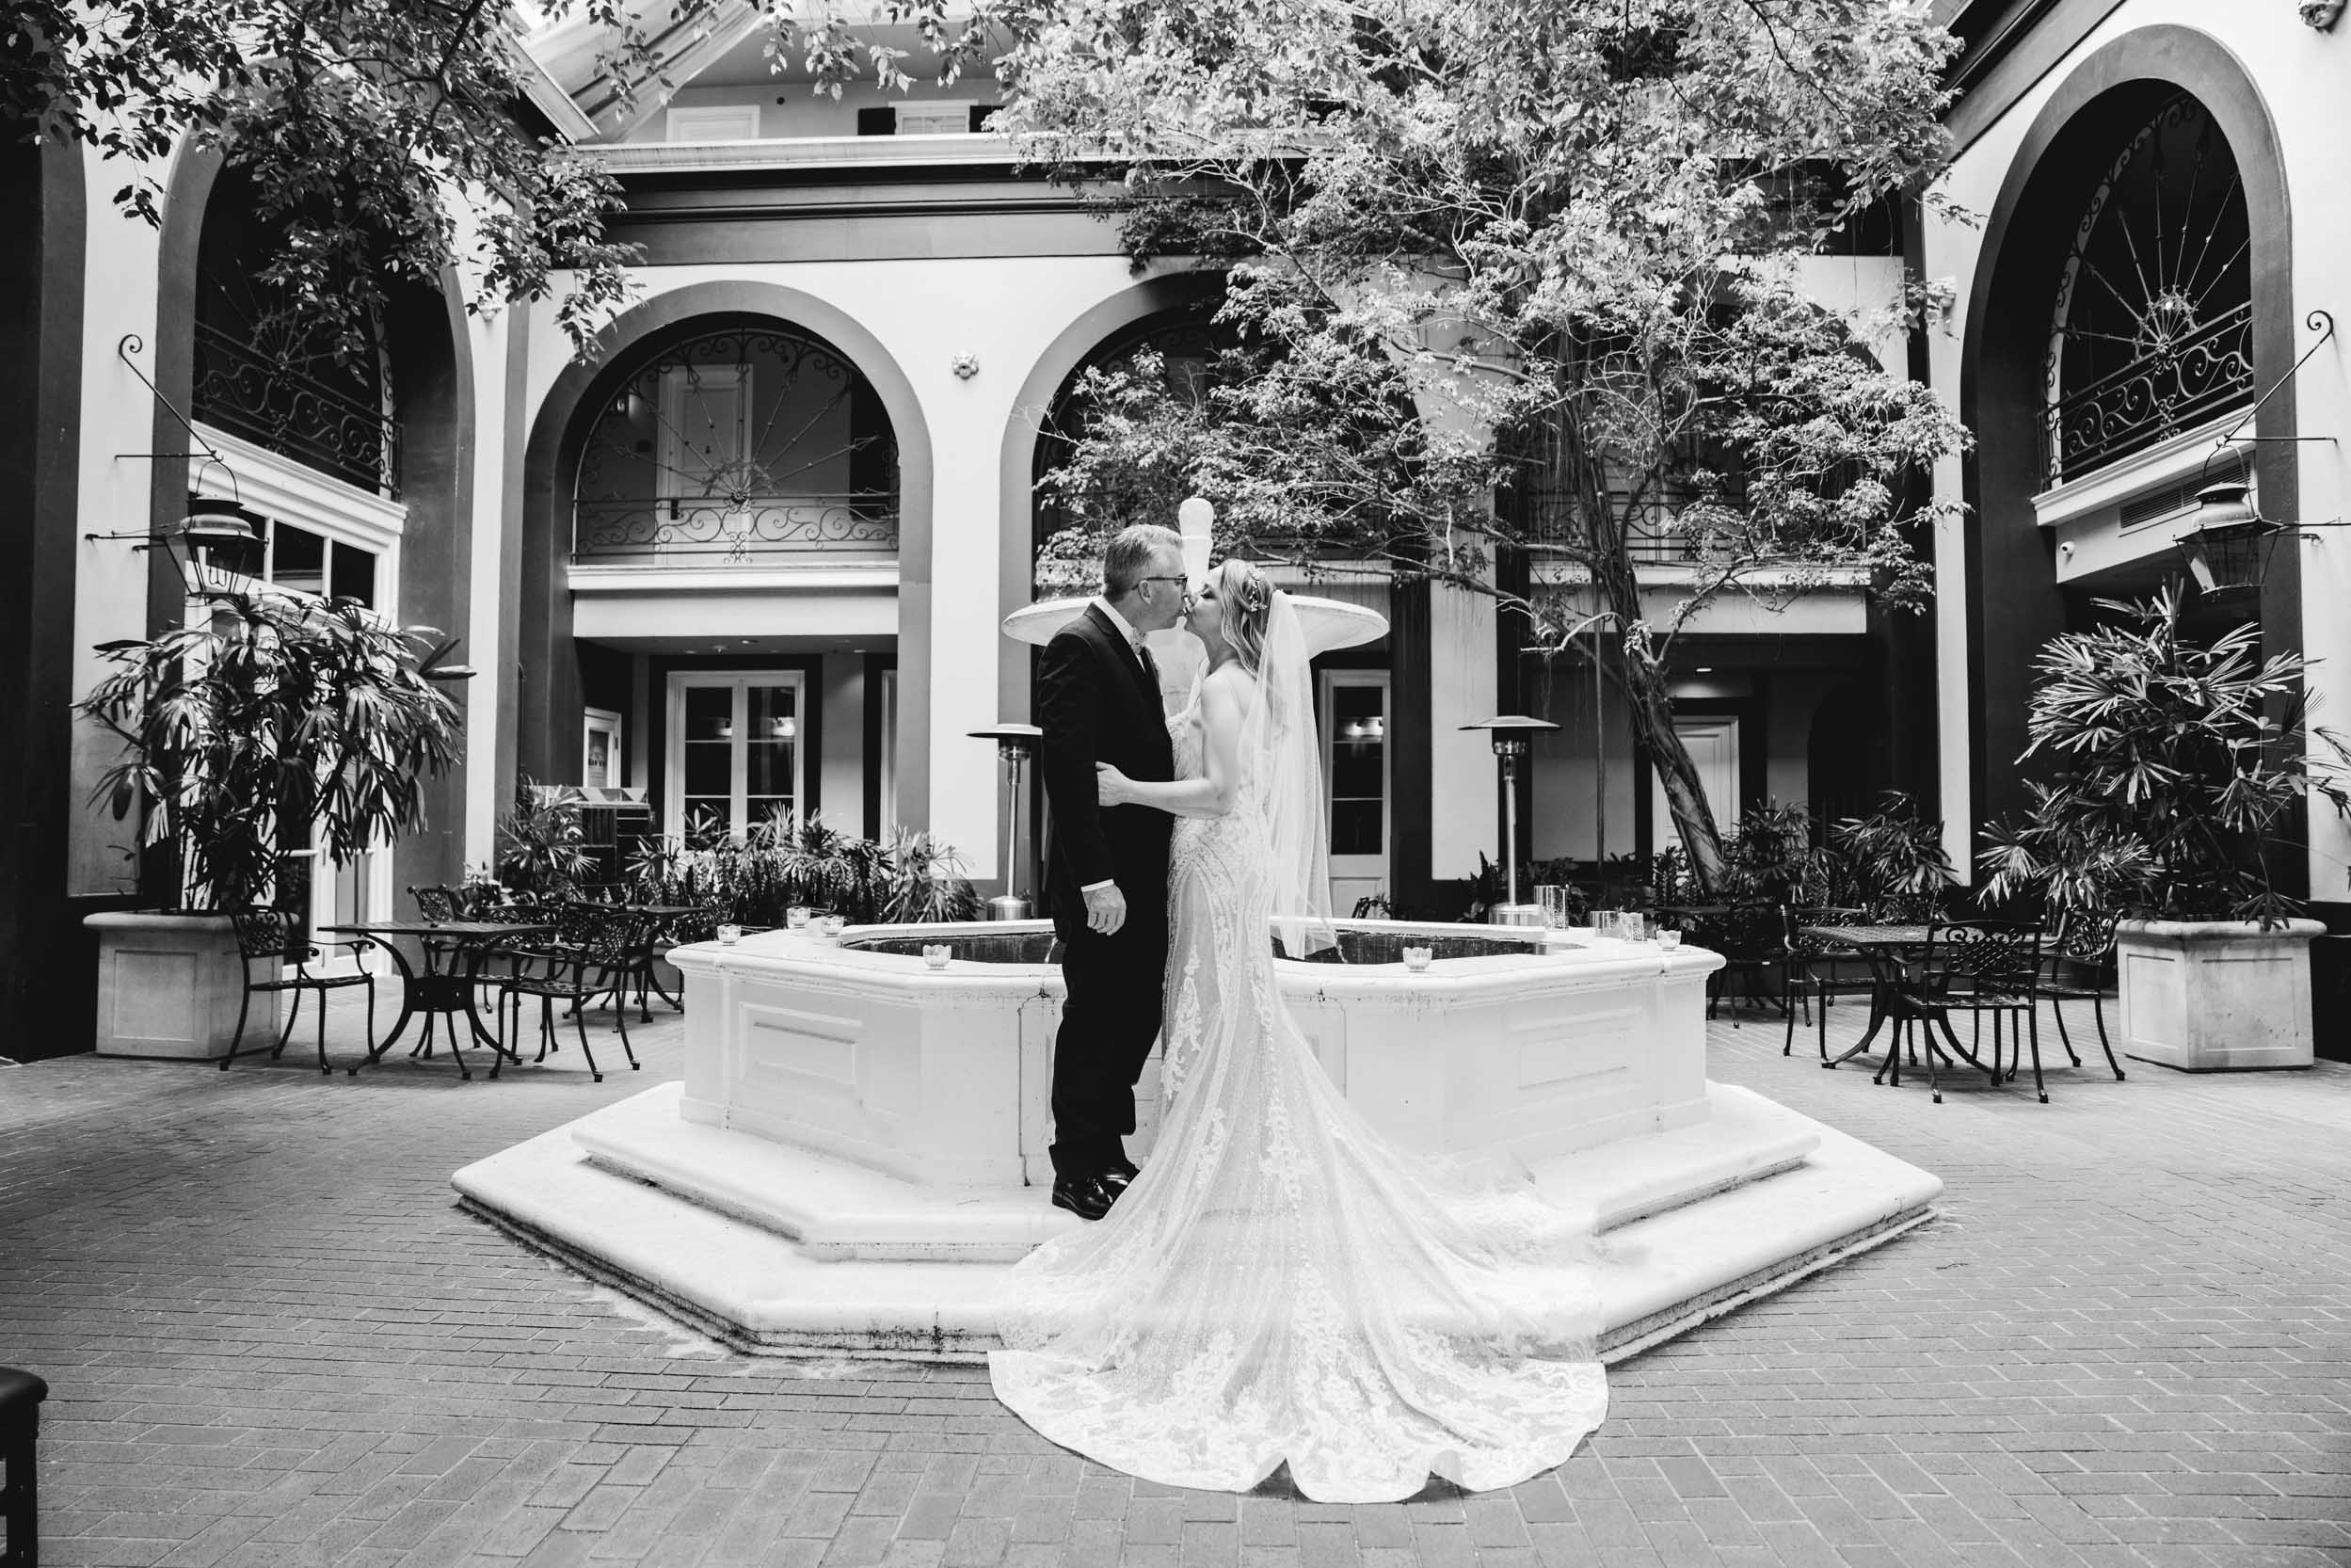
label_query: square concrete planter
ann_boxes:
[84,911,277,1061]
[2116,918,2321,1071]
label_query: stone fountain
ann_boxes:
[454,511,1938,1359]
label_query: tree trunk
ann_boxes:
[1619,655,1729,892]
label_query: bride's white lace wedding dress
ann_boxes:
[989,650,1609,1502]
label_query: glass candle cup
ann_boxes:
[1400,945,1433,972]
[716,923,743,946]
[1658,929,1683,952]
[817,914,847,939]
[785,906,811,930]
[921,944,952,969]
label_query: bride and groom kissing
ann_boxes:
[986,522,1610,1503]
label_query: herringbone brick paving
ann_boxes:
[2,989,2346,1567]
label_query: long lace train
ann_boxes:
[989,691,1607,1502]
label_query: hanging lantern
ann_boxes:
[2173,481,2279,597]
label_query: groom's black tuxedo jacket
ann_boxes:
[1038,602,1176,930]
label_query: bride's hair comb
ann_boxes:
[1234,565,1272,616]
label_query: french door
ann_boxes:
[1319,671,1390,915]
[665,671,806,842]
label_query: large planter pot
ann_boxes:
[2116,918,2321,1072]
[83,911,278,1061]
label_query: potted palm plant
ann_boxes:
[1976,589,2350,1070]
[77,591,465,1058]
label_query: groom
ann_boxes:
[1036,523,1187,1221]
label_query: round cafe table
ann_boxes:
[321,920,552,1080]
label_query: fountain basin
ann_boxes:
[455,915,1941,1361]
[668,918,1717,1192]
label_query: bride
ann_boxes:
[988,559,1608,1503]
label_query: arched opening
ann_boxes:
[167,157,474,946]
[1026,290,1400,912]
[572,318,899,568]
[1960,32,2294,851]
[2042,93,2253,490]
[553,312,905,853]
[1031,297,1229,573]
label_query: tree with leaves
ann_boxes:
[999,0,1972,889]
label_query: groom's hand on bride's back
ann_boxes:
[1083,883,1128,936]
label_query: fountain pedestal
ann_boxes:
[455,920,1941,1361]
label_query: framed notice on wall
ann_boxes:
[583,707,624,790]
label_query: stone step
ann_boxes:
[453,1082,1940,1362]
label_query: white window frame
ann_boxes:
[665,670,808,841]
[1319,669,1391,903]
[665,104,762,141]
[583,707,625,790]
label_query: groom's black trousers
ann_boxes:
[1048,904,1168,1181]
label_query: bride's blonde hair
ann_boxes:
[1213,559,1274,675]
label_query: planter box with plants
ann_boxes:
[1979,590,2348,1073]
[76,590,464,1060]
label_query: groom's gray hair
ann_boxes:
[1102,523,1183,599]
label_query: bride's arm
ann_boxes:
[1098,674,1244,819]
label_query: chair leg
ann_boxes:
[613,984,640,1071]
[2092,993,2124,1080]
[272,987,302,1060]
[313,985,332,1075]
[572,1002,604,1083]
[2026,1008,2048,1103]
[1926,1017,1943,1103]
[2050,999,2083,1066]
[1783,981,1799,1055]
[362,978,376,1058]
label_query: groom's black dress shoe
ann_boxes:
[1051,1175,1115,1222]
[1097,1164,1139,1198]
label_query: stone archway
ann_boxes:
[153,146,478,902]
[518,281,933,815]
[1959,24,2295,846]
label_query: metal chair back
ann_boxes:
[410,885,463,923]
[1926,921,2043,1001]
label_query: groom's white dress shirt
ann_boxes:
[1081,595,1152,897]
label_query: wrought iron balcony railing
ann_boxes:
[572,494,901,565]
[2042,301,2253,488]
[191,322,401,496]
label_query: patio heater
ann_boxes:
[969,724,1044,920]
[1461,715,1559,925]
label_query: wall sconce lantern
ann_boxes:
[87,456,263,598]
[2168,309,2340,596]
[2175,479,2279,597]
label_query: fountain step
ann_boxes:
[453,1083,1940,1361]
[574,1093,1083,1262]
[569,1082,1820,1262]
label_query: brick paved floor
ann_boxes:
[3,990,2348,1568]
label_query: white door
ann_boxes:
[1320,672,1391,915]
[666,671,806,842]
[1652,716,1740,856]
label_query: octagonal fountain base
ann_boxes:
[455,920,1940,1362]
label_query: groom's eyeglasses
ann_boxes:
[1137,575,1194,607]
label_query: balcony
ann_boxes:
[572,494,899,567]
[191,322,401,496]
[2042,301,2253,488]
